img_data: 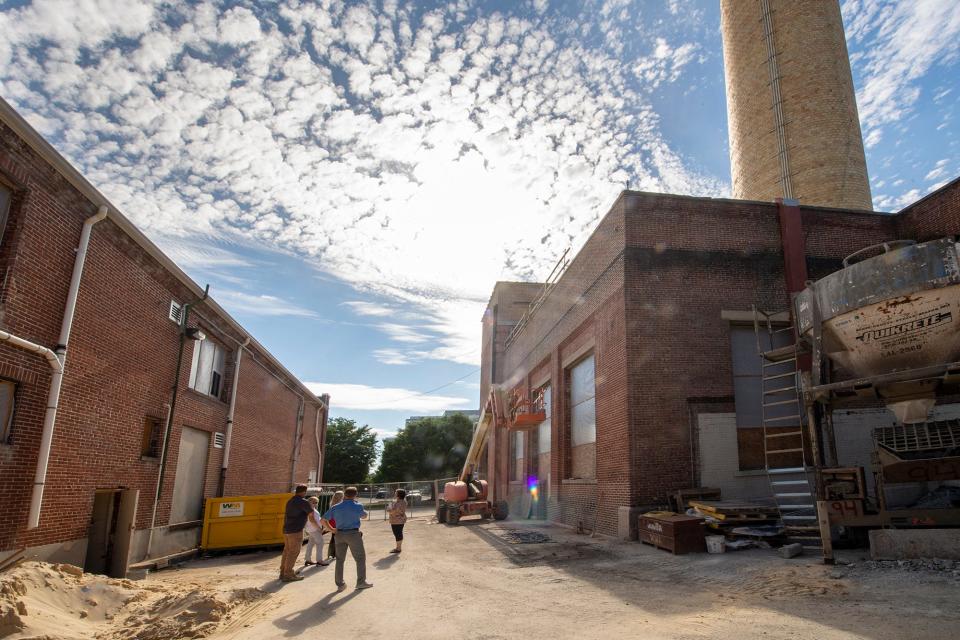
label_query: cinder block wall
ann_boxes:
[721,0,872,210]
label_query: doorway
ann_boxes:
[170,426,210,523]
[83,488,138,577]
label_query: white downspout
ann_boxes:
[27,205,107,529]
[219,337,250,496]
[313,404,322,483]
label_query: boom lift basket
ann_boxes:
[507,387,546,430]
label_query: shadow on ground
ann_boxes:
[458,518,958,640]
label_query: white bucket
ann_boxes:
[706,535,725,554]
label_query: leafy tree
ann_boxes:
[374,413,474,482]
[322,417,380,484]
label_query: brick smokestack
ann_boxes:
[721,0,873,210]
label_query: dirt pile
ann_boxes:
[0,561,266,640]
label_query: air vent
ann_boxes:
[213,432,225,448]
[169,300,183,324]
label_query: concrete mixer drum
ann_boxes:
[795,237,960,423]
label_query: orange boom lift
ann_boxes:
[437,385,545,524]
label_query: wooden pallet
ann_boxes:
[688,500,779,521]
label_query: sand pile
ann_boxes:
[0,561,265,640]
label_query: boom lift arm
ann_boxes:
[437,386,509,524]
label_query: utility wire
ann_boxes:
[361,368,481,406]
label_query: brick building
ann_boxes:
[480,180,960,537]
[0,98,329,573]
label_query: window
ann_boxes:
[141,416,163,458]
[569,354,596,479]
[570,355,596,446]
[0,380,16,443]
[512,430,524,481]
[537,386,551,455]
[189,339,226,398]
[0,183,12,245]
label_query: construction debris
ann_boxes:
[498,530,554,544]
[778,543,804,559]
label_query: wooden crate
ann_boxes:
[638,513,706,554]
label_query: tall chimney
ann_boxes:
[721,0,872,210]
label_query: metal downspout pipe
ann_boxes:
[218,337,250,496]
[289,397,305,489]
[20,206,108,529]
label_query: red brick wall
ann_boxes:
[0,120,321,553]
[484,189,912,536]
[894,177,960,241]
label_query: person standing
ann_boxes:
[324,490,344,563]
[321,486,373,591]
[279,484,312,582]
[303,496,330,566]
[386,489,407,553]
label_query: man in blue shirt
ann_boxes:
[322,486,373,591]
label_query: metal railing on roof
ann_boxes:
[505,248,570,347]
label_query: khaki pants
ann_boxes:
[280,531,303,578]
[334,530,366,586]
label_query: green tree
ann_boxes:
[374,413,474,482]
[323,417,380,484]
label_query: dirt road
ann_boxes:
[161,517,960,639]
[5,517,959,639]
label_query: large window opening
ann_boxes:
[512,430,524,481]
[189,339,226,399]
[0,182,12,245]
[568,354,596,479]
[0,379,16,443]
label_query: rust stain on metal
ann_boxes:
[878,295,921,314]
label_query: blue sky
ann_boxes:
[1,0,958,443]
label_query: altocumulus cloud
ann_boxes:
[0,0,723,366]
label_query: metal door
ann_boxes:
[109,489,138,578]
[170,426,210,523]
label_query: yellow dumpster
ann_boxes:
[201,493,291,550]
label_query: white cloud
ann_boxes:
[220,6,262,45]
[0,0,723,367]
[842,0,960,146]
[342,301,396,317]
[306,381,471,412]
[215,290,318,317]
[924,158,949,182]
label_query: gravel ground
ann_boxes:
[131,517,959,639]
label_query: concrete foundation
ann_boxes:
[13,537,88,566]
[870,529,960,560]
[618,506,644,541]
[130,524,202,562]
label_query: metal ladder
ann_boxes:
[755,312,820,547]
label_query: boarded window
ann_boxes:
[189,339,226,399]
[0,380,16,443]
[730,324,800,471]
[731,325,797,427]
[141,416,163,458]
[537,386,551,454]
